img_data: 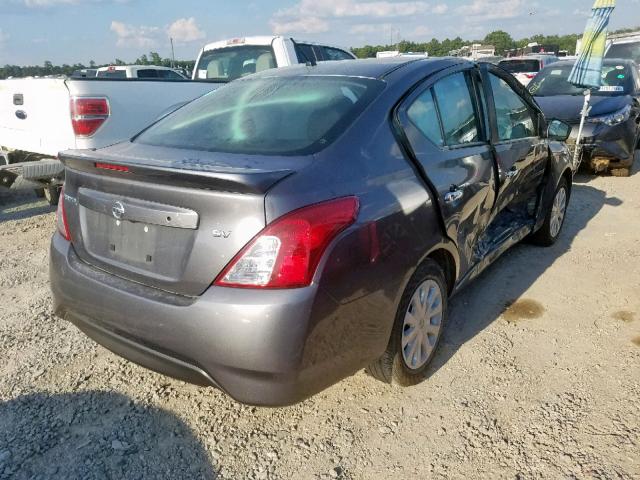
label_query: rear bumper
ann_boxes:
[50,234,330,406]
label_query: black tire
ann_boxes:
[368,259,448,386]
[44,185,61,206]
[530,178,569,247]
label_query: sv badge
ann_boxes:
[212,229,232,239]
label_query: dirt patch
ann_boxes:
[502,299,545,322]
[612,310,636,323]
[632,336,640,347]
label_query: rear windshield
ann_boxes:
[606,41,640,64]
[528,63,633,97]
[96,69,127,78]
[195,45,277,82]
[135,76,384,155]
[498,59,541,73]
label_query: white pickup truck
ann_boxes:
[0,35,354,204]
[0,77,216,203]
[192,36,355,81]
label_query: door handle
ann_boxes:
[505,166,519,179]
[444,189,463,203]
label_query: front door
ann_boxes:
[481,65,547,214]
[396,67,498,275]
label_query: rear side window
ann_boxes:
[137,69,159,78]
[195,45,277,81]
[96,69,126,78]
[489,73,535,141]
[296,43,321,63]
[432,72,480,146]
[323,47,354,61]
[135,76,384,155]
[498,59,541,73]
[407,89,443,147]
[158,70,185,80]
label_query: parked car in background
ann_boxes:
[499,55,559,85]
[51,58,574,406]
[71,69,97,78]
[193,36,355,81]
[96,65,188,79]
[529,58,640,176]
[376,51,429,58]
[605,32,640,68]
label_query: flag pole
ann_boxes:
[572,89,592,170]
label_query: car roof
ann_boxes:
[544,58,636,68]
[248,57,467,82]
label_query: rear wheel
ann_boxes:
[43,185,60,206]
[530,178,569,246]
[368,260,448,386]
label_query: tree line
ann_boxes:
[0,52,195,79]
[2,26,638,79]
[352,26,638,59]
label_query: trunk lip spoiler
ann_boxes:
[59,151,295,195]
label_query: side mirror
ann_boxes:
[547,119,572,142]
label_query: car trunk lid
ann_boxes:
[60,143,304,297]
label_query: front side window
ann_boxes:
[135,76,384,156]
[195,45,276,82]
[489,74,535,141]
[96,69,126,79]
[323,47,354,61]
[432,72,480,146]
[407,89,443,147]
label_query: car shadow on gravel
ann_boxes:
[427,182,623,378]
[0,391,217,479]
[0,191,54,222]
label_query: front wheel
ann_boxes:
[530,178,569,247]
[368,260,448,386]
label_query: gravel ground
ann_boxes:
[0,168,639,480]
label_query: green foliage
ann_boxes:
[351,28,639,59]
[0,52,196,79]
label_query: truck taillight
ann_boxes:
[56,187,71,241]
[214,197,359,289]
[70,97,110,137]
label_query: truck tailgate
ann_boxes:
[0,78,75,156]
[68,79,220,150]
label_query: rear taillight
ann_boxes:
[70,97,110,137]
[56,187,71,241]
[215,197,359,289]
[524,73,536,79]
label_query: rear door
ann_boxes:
[396,66,498,274]
[481,64,547,212]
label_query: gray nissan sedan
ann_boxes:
[51,58,574,406]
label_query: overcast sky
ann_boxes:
[0,0,638,65]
